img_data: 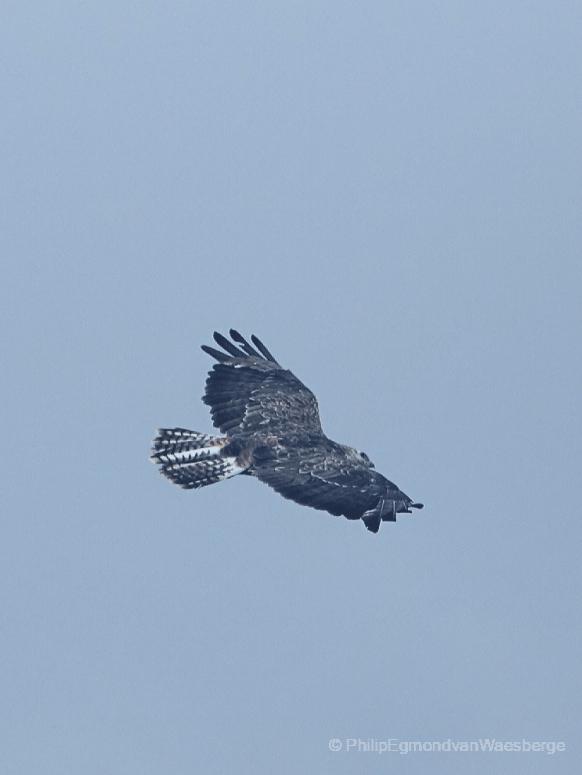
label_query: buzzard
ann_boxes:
[151,330,423,533]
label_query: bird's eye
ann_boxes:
[359,451,374,468]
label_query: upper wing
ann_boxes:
[201,330,322,435]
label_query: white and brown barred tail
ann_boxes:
[150,428,246,489]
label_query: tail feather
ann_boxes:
[151,428,245,490]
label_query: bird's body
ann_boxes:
[151,330,423,532]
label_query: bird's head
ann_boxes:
[343,446,375,468]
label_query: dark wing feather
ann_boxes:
[202,331,321,435]
[200,344,230,362]
[253,442,417,531]
[250,334,279,364]
[253,443,384,519]
[229,329,262,358]
[212,331,248,359]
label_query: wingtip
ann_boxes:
[201,344,230,362]
[250,334,278,364]
[362,512,382,532]
[364,519,380,533]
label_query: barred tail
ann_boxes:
[150,428,245,489]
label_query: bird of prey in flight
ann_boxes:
[151,330,423,533]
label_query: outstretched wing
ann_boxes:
[201,330,322,435]
[252,442,415,532]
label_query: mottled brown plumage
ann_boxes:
[151,330,423,532]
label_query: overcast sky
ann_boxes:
[3,2,581,773]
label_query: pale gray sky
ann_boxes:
[2,2,581,773]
